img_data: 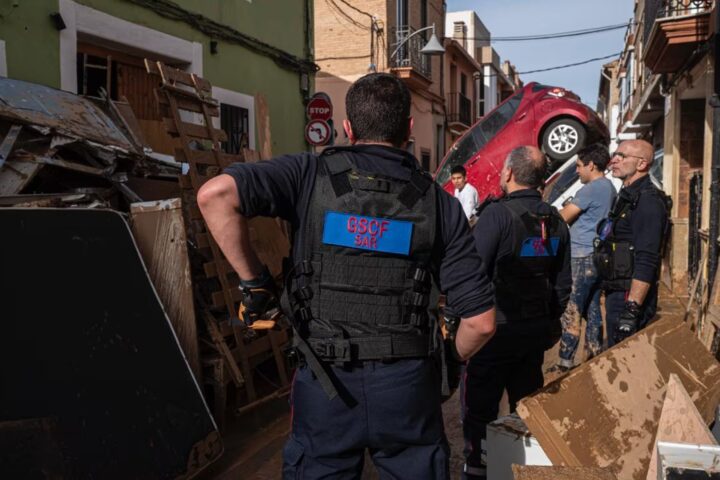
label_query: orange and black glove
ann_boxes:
[238,266,279,327]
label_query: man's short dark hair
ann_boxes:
[578,143,610,170]
[345,73,411,147]
[451,165,467,176]
[505,146,546,188]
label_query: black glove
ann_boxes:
[442,314,463,363]
[238,265,279,327]
[614,300,641,344]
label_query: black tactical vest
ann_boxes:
[493,199,564,325]
[593,183,671,290]
[283,150,439,366]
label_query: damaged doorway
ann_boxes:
[681,99,705,292]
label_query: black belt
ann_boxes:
[308,334,431,362]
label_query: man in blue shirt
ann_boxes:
[556,143,616,370]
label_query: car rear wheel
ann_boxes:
[542,118,586,161]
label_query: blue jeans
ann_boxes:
[283,359,450,479]
[558,256,603,366]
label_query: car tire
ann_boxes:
[542,118,586,161]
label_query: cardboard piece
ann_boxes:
[646,374,717,480]
[512,465,617,480]
[517,318,720,480]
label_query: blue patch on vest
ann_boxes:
[322,211,414,256]
[519,237,560,257]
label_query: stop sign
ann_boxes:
[307,94,333,121]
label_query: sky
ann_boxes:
[446,0,633,108]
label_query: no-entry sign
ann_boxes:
[307,94,333,121]
[305,119,331,146]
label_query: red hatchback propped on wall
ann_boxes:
[435,82,609,200]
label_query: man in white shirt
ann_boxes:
[452,165,479,221]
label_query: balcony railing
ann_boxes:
[645,0,713,41]
[643,0,713,72]
[391,26,431,78]
[447,92,472,126]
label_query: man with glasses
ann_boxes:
[593,139,669,346]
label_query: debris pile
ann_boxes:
[503,318,720,480]
[0,67,291,477]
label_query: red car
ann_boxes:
[435,82,609,200]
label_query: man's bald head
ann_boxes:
[610,139,655,185]
[623,139,654,165]
[504,146,547,189]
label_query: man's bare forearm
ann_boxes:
[197,174,262,281]
[455,307,496,361]
[628,279,651,306]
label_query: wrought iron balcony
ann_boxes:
[447,92,472,127]
[643,0,713,73]
[391,26,431,78]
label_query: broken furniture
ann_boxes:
[144,60,291,427]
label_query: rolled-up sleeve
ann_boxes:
[437,190,495,318]
[223,153,313,221]
[632,195,667,283]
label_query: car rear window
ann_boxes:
[436,90,525,186]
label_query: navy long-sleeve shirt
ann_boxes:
[223,144,495,318]
[472,189,572,337]
[612,175,668,283]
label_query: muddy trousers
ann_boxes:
[460,338,545,479]
[283,358,450,479]
[558,256,604,367]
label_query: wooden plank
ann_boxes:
[212,288,242,309]
[203,311,244,387]
[0,159,42,195]
[517,318,720,480]
[255,92,272,160]
[157,93,219,117]
[242,148,262,163]
[179,174,192,189]
[130,199,202,380]
[188,204,204,220]
[203,259,234,278]
[512,466,617,480]
[162,117,228,142]
[0,124,22,168]
[175,148,242,168]
[646,374,717,480]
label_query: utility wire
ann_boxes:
[335,0,374,19]
[481,52,621,79]
[446,22,630,42]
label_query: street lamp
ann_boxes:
[390,23,445,59]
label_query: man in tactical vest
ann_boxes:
[197,73,497,479]
[594,139,668,346]
[462,146,571,480]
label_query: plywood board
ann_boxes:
[255,92,272,160]
[130,198,201,380]
[248,216,290,279]
[517,318,720,480]
[512,465,617,480]
[646,374,717,480]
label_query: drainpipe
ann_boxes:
[707,5,720,297]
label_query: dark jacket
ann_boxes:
[472,189,571,341]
